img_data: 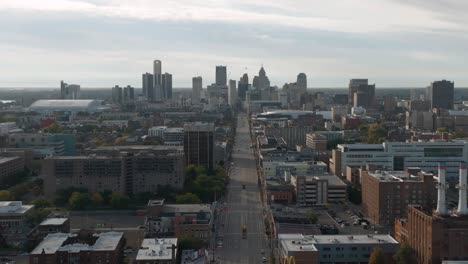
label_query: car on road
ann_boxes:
[262,257,267,262]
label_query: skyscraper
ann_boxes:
[254,66,271,100]
[215,66,227,86]
[162,73,173,99]
[60,80,80,99]
[228,79,237,106]
[348,79,375,109]
[192,76,202,105]
[184,122,215,170]
[142,73,154,100]
[238,73,249,101]
[112,85,123,104]
[123,85,135,101]
[297,73,307,92]
[427,80,454,110]
[153,60,162,100]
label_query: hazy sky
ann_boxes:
[2,0,468,88]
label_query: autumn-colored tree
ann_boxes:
[369,246,386,264]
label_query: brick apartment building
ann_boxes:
[361,168,436,226]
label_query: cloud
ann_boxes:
[0,0,463,33]
[408,51,448,62]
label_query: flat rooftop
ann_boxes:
[279,234,398,252]
[299,174,346,186]
[0,201,34,214]
[163,204,212,214]
[92,231,124,251]
[367,170,432,182]
[40,218,68,226]
[136,238,178,261]
[0,157,20,164]
[31,233,76,254]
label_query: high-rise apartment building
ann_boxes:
[42,146,185,196]
[192,76,202,104]
[153,60,162,100]
[183,122,214,170]
[348,79,375,109]
[238,73,249,101]
[60,80,80,99]
[142,73,154,100]
[162,72,173,99]
[228,79,237,106]
[361,169,436,226]
[426,80,454,110]
[215,66,227,85]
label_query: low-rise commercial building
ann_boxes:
[0,201,34,243]
[136,238,177,264]
[29,231,124,264]
[145,200,212,241]
[278,234,399,264]
[361,169,436,226]
[290,173,347,206]
[29,218,70,240]
[263,161,327,178]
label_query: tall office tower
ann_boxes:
[238,73,249,101]
[297,73,307,92]
[123,85,135,101]
[60,80,80,99]
[228,79,237,106]
[192,76,202,105]
[183,122,215,170]
[426,80,454,110]
[253,66,271,100]
[60,80,67,98]
[162,73,173,99]
[112,85,123,104]
[215,66,227,85]
[153,60,162,100]
[142,73,154,100]
[348,79,375,109]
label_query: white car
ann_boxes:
[262,257,267,262]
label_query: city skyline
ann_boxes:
[2,0,468,87]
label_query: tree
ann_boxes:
[0,190,13,201]
[91,192,104,206]
[69,192,91,210]
[25,208,52,227]
[369,246,386,264]
[347,185,362,205]
[176,193,202,204]
[366,123,387,144]
[393,243,416,264]
[110,192,130,209]
[306,211,318,224]
[31,197,53,208]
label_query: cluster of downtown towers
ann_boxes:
[142,60,173,101]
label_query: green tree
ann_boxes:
[69,192,91,210]
[45,123,64,133]
[0,190,13,201]
[31,197,53,208]
[25,208,52,227]
[110,192,130,209]
[176,193,202,204]
[306,211,318,224]
[369,246,386,264]
[393,243,416,264]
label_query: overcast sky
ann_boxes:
[1,0,468,88]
